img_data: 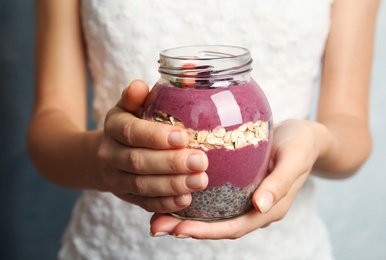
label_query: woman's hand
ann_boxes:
[94,80,209,213]
[150,119,326,239]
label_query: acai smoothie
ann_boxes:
[142,45,273,221]
[144,80,272,220]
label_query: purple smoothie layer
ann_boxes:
[144,80,271,131]
[205,139,271,189]
[143,80,272,190]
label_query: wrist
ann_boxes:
[309,120,338,167]
[311,115,371,178]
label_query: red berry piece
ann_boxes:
[182,63,197,88]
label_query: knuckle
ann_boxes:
[166,152,182,173]
[159,198,179,213]
[96,139,113,162]
[124,119,161,147]
[104,109,116,133]
[169,177,184,195]
[147,127,160,147]
[226,222,244,240]
[147,121,171,148]
[132,176,148,195]
[127,150,144,173]
[156,200,171,213]
[96,147,109,166]
[123,120,135,144]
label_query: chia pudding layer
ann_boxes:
[143,80,272,220]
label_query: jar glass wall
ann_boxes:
[143,45,273,221]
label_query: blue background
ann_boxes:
[0,1,385,259]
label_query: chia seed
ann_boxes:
[172,181,261,221]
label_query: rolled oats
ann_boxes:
[149,111,269,150]
[247,121,254,131]
[238,124,248,132]
[197,131,209,143]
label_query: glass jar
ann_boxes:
[142,45,273,221]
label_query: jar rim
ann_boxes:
[160,45,251,61]
[158,45,253,88]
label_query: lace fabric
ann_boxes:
[59,0,335,259]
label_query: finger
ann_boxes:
[114,193,192,213]
[252,149,311,214]
[152,210,263,239]
[103,141,208,174]
[105,110,190,149]
[167,176,307,239]
[117,80,149,117]
[150,213,184,236]
[114,172,208,196]
[111,80,190,149]
[150,172,309,239]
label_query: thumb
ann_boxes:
[117,80,150,116]
[252,155,306,214]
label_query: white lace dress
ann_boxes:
[59,0,335,259]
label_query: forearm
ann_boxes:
[311,114,371,179]
[311,0,378,179]
[30,0,98,189]
[27,108,103,189]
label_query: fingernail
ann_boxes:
[174,194,190,206]
[168,132,187,147]
[256,191,274,214]
[186,154,208,171]
[185,173,206,190]
[150,231,168,237]
[174,234,191,239]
